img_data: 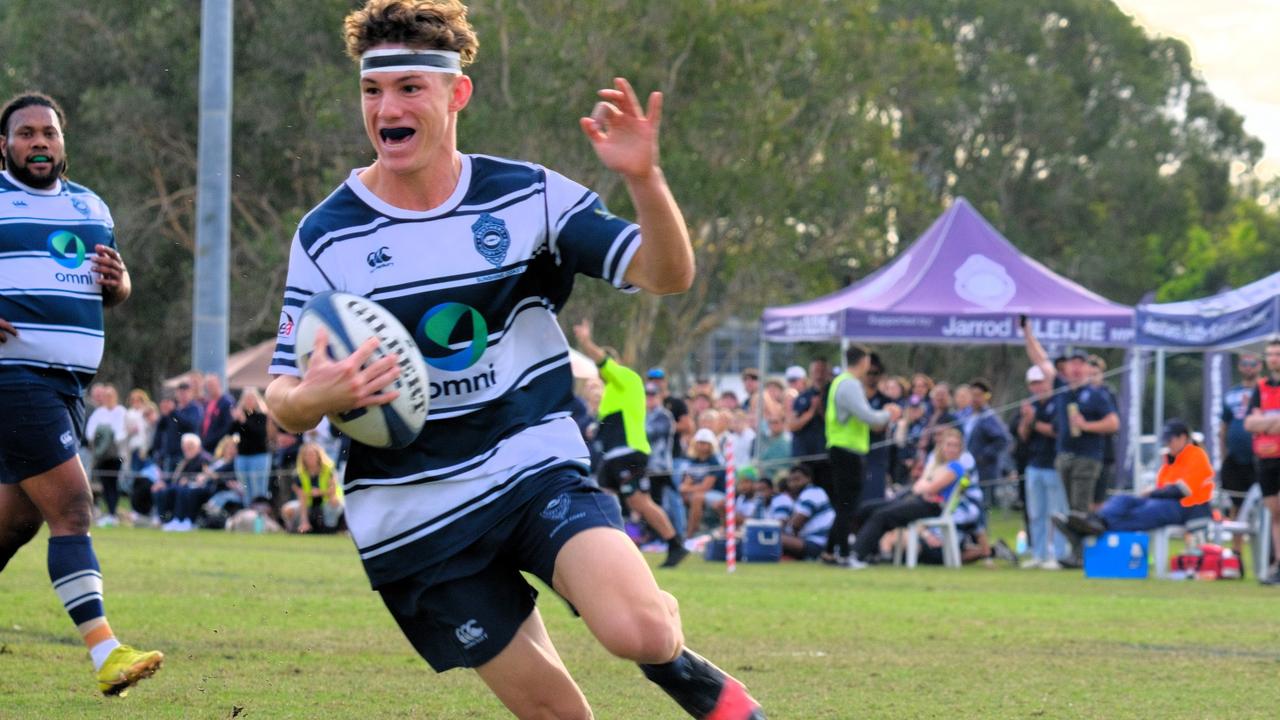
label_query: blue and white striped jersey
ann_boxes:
[270,154,642,586]
[0,170,114,393]
[795,486,835,546]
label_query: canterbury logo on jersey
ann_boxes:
[455,619,487,649]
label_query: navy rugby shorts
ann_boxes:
[377,465,624,672]
[0,380,85,484]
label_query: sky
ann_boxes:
[1112,0,1280,181]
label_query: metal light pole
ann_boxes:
[193,0,233,383]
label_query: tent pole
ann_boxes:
[1154,348,1166,441]
[755,336,769,466]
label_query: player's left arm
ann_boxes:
[94,244,131,308]
[580,78,693,296]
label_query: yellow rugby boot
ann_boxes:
[96,645,164,697]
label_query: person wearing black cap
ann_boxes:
[1022,320,1118,518]
[1053,419,1213,541]
[963,378,1009,506]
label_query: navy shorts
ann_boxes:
[377,466,624,672]
[600,451,651,498]
[0,380,84,484]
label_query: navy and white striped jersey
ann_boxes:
[795,486,835,546]
[0,170,114,393]
[270,154,642,586]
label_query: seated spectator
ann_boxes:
[201,435,247,523]
[226,497,285,534]
[766,474,795,522]
[1055,419,1213,542]
[158,433,212,532]
[282,442,344,534]
[679,428,726,537]
[731,466,762,523]
[847,428,967,568]
[779,465,835,560]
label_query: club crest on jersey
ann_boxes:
[71,196,91,218]
[471,213,510,267]
[540,493,571,521]
[366,246,393,270]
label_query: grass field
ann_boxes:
[2,513,1279,719]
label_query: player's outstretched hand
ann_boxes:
[0,317,16,343]
[580,77,662,181]
[296,326,401,416]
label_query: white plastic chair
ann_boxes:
[893,475,969,569]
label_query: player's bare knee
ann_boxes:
[44,490,93,535]
[599,602,680,663]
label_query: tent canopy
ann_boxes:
[761,197,1134,346]
[1136,271,1280,350]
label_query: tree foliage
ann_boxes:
[0,0,1269,392]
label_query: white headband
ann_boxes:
[360,48,462,77]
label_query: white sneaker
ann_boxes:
[178,519,195,532]
[1040,559,1062,570]
[96,515,118,528]
[845,556,869,570]
[161,519,180,532]
[1019,558,1043,569]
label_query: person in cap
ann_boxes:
[1022,320,1119,520]
[680,428,727,537]
[963,378,1009,505]
[1053,419,1213,541]
[785,363,830,494]
[1016,365,1068,569]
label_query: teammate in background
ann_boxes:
[573,319,688,568]
[1244,339,1280,585]
[262,2,762,717]
[1220,352,1259,556]
[0,92,162,695]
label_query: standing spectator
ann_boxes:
[717,390,740,412]
[823,345,898,565]
[151,396,183,473]
[1220,352,1260,554]
[1245,339,1280,584]
[786,364,828,493]
[650,367,694,469]
[725,409,756,461]
[756,411,792,477]
[740,368,765,417]
[952,384,974,426]
[1023,320,1118,520]
[122,389,157,485]
[164,381,204,471]
[281,442,344,534]
[1087,355,1120,507]
[230,387,271,503]
[918,382,958,461]
[200,374,234,453]
[909,373,935,416]
[1017,366,1067,569]
[963,378,1010,504]
[85,383,126,526]
[862,354,892,503]
[645,382,685,540]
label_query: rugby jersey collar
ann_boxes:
[345,153,472,219]
[1,169,62,196]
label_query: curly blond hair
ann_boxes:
[344,0,478,65]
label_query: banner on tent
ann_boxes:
[1137,299,1277,348]
[767,313,1136,346]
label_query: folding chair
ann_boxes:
[894,475,969,569]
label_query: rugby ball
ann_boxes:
[295,291,429,449]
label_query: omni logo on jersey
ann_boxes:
[418,302,488,372]
[366,246,393,270]
[47,230,87,269]
[455,620,487,649]
[471,213,510,267]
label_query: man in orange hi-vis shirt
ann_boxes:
[1054,419,1213,540]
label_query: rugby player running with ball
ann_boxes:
[264,2,764,717]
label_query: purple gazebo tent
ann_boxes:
[757,197,1139,482]
[761,197,1135,346]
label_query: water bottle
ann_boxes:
[1015,530,1028,556]
[253,513,265,534]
